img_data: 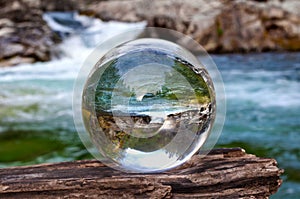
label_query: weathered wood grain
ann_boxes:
[0,148,283,198]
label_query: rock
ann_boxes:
[0,0,58,67]
[0,0,108,67]
[0,56,34,67]
[0,27,15,37]
[282,0,300,16]
[262,6,285,19]
[0,43,24,58]
[0,0,299,66]
[84,0,300,53]
[0,18,14,27]
[39,0,78,12]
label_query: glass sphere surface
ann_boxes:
[82,38,216,172]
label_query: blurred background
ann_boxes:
[0,0,299,198]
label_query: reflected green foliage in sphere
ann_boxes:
[82,39,216,172]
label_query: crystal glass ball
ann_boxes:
[82,38,216,172]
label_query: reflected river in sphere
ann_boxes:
[82,38,216,172]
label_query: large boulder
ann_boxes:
[0,0,59,67]
[84,0,300,52]
[0,0,108,67]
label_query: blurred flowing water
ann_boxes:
[0,12,299,198]
[214,53,300,199]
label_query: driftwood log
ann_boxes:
[0,148,283,199]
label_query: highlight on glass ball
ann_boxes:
[74,28,225,173]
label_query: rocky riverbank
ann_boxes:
[0,0,299,67]
[0,0,85,67]
[85,0,300,53]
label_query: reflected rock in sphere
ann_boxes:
[82,38,216,172]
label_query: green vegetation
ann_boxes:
[90,50,212,157]
[92,52,212,115]
[217,27,223,37]
[98,60,121,108]
[216,20,223,37]
[170,60,211,104]
[118,132,173,152]
[216,141,270,158]
[0,104,39,121]
[0,130,92,164]
[284,167,300,182]
[155,86,178,101]
[0,130,66,162]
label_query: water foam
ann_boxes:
[0,13,146,133]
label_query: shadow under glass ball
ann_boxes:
[82,39,216,172]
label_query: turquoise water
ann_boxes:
[0,51,298,197]
[214,53,300,199]
[0,14,299,196]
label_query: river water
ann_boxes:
[0,12,299,198]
